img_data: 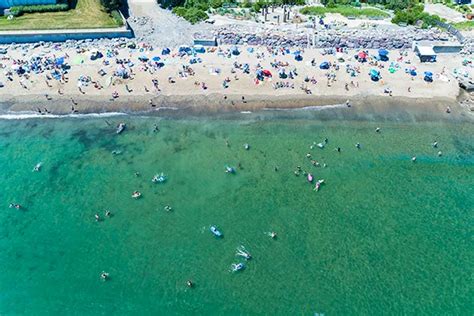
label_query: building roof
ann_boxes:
[416,45,437,56]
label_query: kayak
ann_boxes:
[210,226,222,237]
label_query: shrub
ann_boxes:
[326,0,336,8]
[100,0,122,12]
[209,0,223,8]
[10,3,69,16]
[159,0,185,9]
[391,4,443,28]
[172,6,208,23]
[240,0,252,8]
[252,0,267,12]
[111,10,124,26]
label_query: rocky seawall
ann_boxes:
[196,25,457,49]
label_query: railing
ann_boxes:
[435,20,465,43]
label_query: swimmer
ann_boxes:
[187,280,194,288]
[411,156,417,162]
[306,153,311,158]
[432,141,438,148]
[100,272,109,280]
[135,172,140,177]
[437,151,442,157]
[356,143,361,149]
[270,232,277,239]
[95,214,101,221]
[105,210,111,217]
[336,147,341,152]
[376,127,381,133]
[345,100,351,107]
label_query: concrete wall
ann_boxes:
[0,28,133,44]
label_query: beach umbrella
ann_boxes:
[410,70,417,76]
[138,55,149,62]
[369,69,380,76]
[247,47,254,53]
[193,45,205,53]
[162,48,171,55]
[378,49,389,56]
[319,62,330,70]
[55,57,65,66]
[231,46,240,56]
[423,71,433,82]
[358,51,367,59]
[179,45,192,55]
[294,54,303,61]
[262,70,272,77]
[369,69,380,81]
[152,56,161,62]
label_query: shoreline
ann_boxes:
[1,93,472,123]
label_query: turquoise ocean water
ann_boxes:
[0,110,472,314]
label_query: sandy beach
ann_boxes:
[0,43,470,116]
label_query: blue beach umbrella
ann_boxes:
[193,45,205,53]
[152,56,161,62]
[55,57,65,66]
[231,46,240,56]
[319,61,330,69]
[162,48,171,55]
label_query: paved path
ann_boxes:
[424,3,466,23]
[127,0,205,46]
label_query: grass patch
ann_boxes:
[452,20,474,30]
[0,0,122,31]
[300,5,390,18]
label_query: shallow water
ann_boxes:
[0,112,472,314]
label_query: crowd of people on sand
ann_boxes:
[0,40,462,114]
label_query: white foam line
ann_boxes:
[0,112,127,120]
[263,104,347,111]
